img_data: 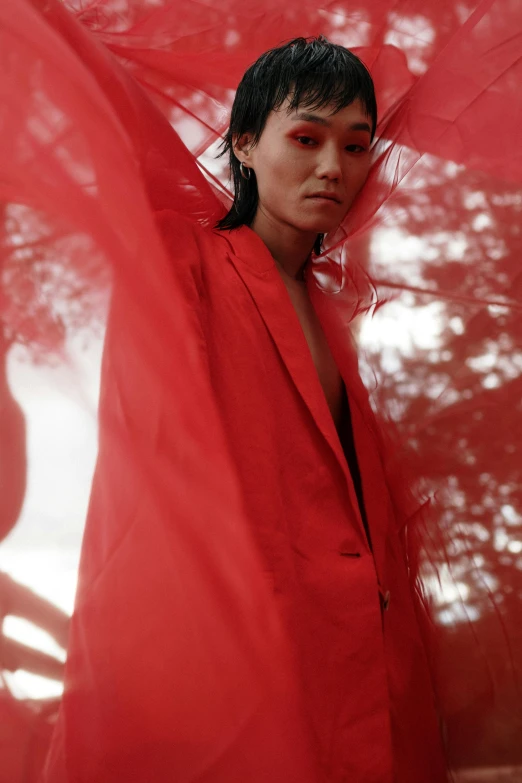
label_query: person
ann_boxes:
[147,37,447,783]
[46,34,446,782]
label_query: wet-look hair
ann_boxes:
[215,36,377,254]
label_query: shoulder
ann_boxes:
[154,209,223,293]
[155,209,213,255]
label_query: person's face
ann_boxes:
[235,97,373,238]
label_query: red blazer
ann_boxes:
[154,213,447,783]
[43,206,447,783]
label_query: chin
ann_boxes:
[293,216,339,234]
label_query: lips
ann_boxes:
[307,192,341,203]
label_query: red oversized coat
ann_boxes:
[44,209,448,783]
[151,213,448,783]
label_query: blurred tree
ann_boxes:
[0,204,107,541]
[365,162,522,767]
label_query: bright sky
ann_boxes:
[0,336,102,698]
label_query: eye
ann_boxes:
[295,136,317,146]
[345,144,369,153]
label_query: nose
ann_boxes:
[316,142,342,182]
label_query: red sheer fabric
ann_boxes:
[0,0,521,780]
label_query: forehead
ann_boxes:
[268,97,371,131]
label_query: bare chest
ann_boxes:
[282,278,344,429]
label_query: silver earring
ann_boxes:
[240,162,251,180]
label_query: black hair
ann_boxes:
[215,36,377,254]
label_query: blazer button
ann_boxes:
[338,541,361,558]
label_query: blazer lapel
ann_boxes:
[219,224,394,581]
[309,278,393,583]
[215,227,352,475]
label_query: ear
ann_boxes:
[232,132,254,167]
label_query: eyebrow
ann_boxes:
[292,112,372,134]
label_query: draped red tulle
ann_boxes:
[0,0,521,780]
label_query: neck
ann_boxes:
[251,210,316,280]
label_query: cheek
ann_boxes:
[255,150,303,205]
[255,168,285,210]
[267,147,302,181]
[256,137,309,179]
